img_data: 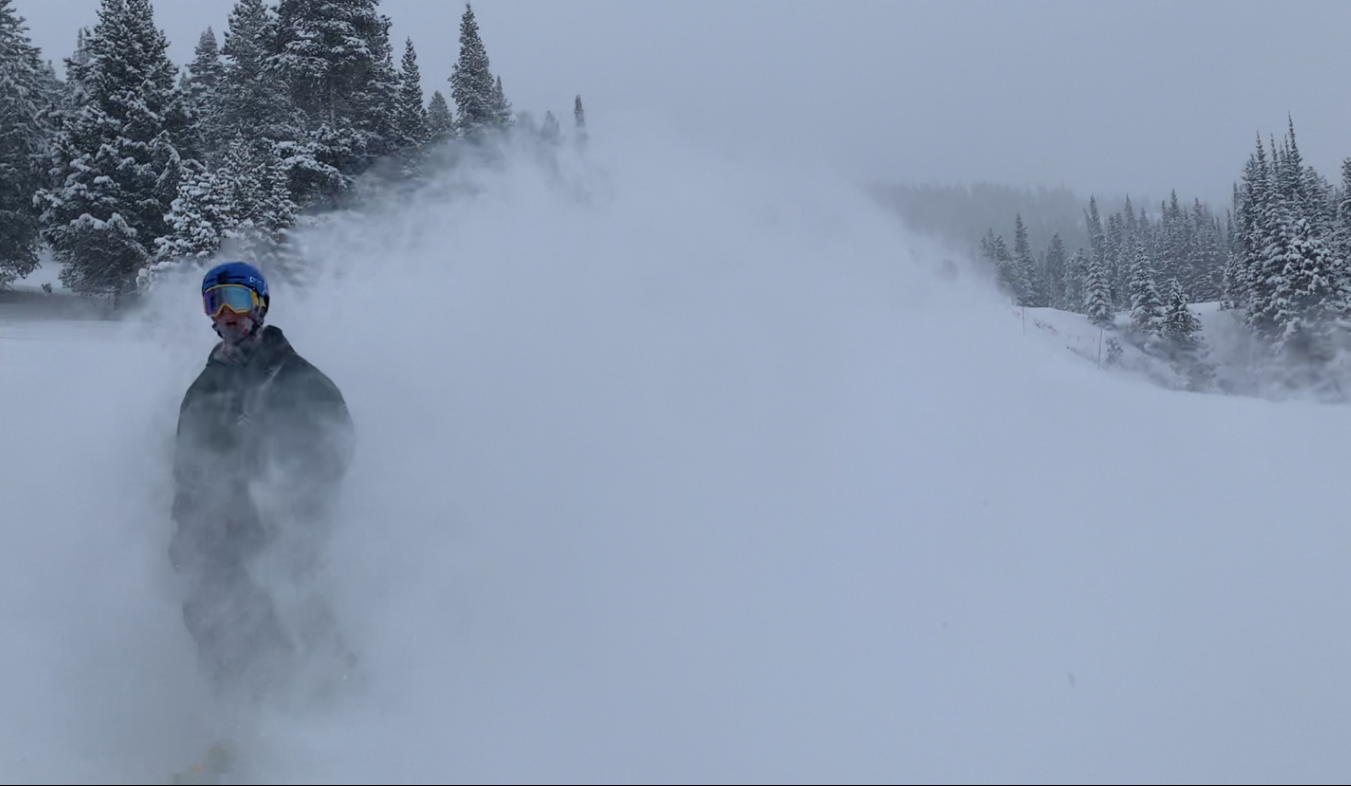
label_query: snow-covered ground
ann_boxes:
[1006,299,1351,403]
[6,254,65,293]
[4,121,1351,784]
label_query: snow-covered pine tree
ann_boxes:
[1064,248,1086,312]
[426,89,453,142]
[490,74,512,129]
[574,94,587,143]
[978,228,996,265]
[449,3,496,138]
[1279,116,1333,235]
[394,37,428,148]
[1162,192,1190,290]
[47,29,94,144]
[272,0,399,182]
[1189,199,1225,302]
[218,0,291,141]
[998,214,1037,305]
[984,231,1014,297]
[1234,136,1275,330]
[214,0,338,228]
[1268,214,1341,362]
[1160,278,1214,390]
[1335,157,1351,270]
[1128,237,1164,335]
[0,0,56,284]
[217,135,296,260]
[179,28,223,161]
[1228,124,1348,390]
[1161,279,1202,346]
[540,109,560,143]
[37,0,186,304]
[1105,211,1127,308]
[1043,232,1067,309]
[1085,195,1105,266]
[154,162,227,263]
[1220,247,1244,311]
[1084,250,1114,327]
[149,134,297,280]
[363,23,401,159]
[1122,195,1138,245]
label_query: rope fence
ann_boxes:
[1007,305,1105,368]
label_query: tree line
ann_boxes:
[0,0,590,300]
[979,117,1351,375]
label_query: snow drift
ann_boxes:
[3,115,1351,784]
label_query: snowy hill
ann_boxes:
[3,127,1351,784]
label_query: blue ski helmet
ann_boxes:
[202,261,270,319]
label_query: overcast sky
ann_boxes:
[14,0,1351,208]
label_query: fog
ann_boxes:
[2,119,1351,783]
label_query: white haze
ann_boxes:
[3,116,1351,784]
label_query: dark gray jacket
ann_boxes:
[170,325,355,571]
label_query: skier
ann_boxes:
[168,261,356,702]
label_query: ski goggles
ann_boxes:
[203,284,264,318]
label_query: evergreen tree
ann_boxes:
[150,133,296,276]
[180,28,223,160]
[1085,196,1105,279]
[1269,215,1341,360]
[1105,211,1127,308]
[1335,157,1351,267]
[1128,237,1164,335]
[1156,191,1188,289]
[490,73,512,129]
[218,0,292,142]
[273,0,400,179]
[1161,279,1202,346]
[154,162,228,262]
[1190,198,1224,301]
[0,0,56,284]
[394,37,428,147]
[1161,278,1214,391]
[540,109,560,143]
[215,0,341,216]
[997,214,1036,305]
[37,0,186,303]
[978,228,997,264]
[1043,232,1067,309]
[1220,247,1244,311]
[1064,248,1086,312]
[574,93,587,143]
[425,89,453,141]
[1239,124,1346,348]
[1233,136,1274,329]
[62,27,93,105]
[1084,251,1114,327]
[449,3,496,137]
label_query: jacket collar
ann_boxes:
[209,325,292,370]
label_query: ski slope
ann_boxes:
[3,119,1351,784]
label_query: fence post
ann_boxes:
[1097,328,1103,369]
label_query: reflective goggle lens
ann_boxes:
[203,284,261,317]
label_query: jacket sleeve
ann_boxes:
[172,372,236,524]
[169,370,258,569]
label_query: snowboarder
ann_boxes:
[168,261,356,702]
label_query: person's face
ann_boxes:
[204,284,262,344]
[212,307,257,344]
